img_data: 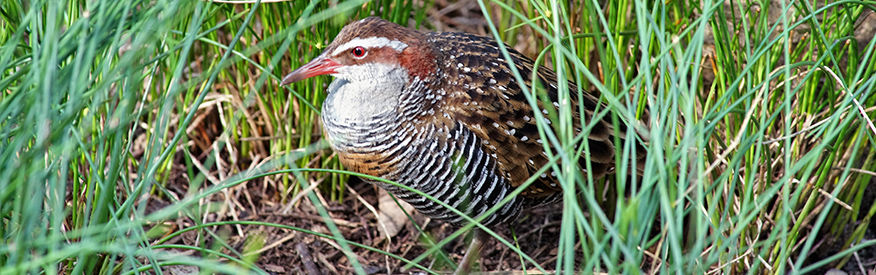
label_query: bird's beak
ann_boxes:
[281,55,341,85]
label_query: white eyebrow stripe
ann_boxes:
[331,37,408,56]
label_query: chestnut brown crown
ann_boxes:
[282,17,437,84]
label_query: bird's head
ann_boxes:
[281,17,438,86]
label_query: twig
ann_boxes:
[271,212,358,228]
[819,66,876,138]
[296,242,322,275]
[282,177,322,214]
[832,167,876,177]
[246,231,297,256]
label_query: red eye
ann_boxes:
[351,46,366,58]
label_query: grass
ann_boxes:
[1,0,874,274]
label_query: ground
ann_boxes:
[152,165,875,274]
[153,173,579,274]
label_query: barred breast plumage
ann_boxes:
[282,17,620,228]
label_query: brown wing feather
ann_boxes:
[427,32,617,199]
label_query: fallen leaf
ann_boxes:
[377,189,415,238]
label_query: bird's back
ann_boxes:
[423,31,619,199]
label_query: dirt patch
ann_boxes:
[153,175,577,274]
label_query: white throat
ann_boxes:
[322,62,408,123]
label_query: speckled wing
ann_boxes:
[427,32,617,199]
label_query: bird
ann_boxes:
[282,16,626,273]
